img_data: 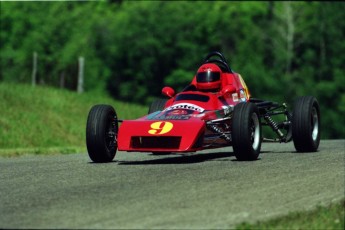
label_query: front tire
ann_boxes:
[232,102,262,161]
[86,104,118,163]
[292,96,320,152]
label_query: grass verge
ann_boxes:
[236,199,344,230]
[0,83,147,155]
[0,146,87,157]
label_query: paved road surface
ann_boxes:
[1,140,344,229]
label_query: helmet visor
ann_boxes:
[196,71,220,83]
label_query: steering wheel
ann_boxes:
[203,51,233,73]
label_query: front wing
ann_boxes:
[117,118,205,152]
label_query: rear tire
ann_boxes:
[232,102,262,161]
[292,96,320,152]
[86,104,118,163]
[148,99,168,114]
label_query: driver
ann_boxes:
[195,63,222,92]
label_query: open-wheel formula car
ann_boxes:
[86,51,320,163]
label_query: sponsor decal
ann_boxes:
[154,115,190,120]
[164,103,205,113]
[232,93,239,102]
[147,115,190,120]
[146,110,191,120]
[240,89,246,102]
[238,74,251,100]
[222,105,233,116]
[148,121,173,135]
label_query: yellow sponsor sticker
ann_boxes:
[238,74,251,100]
[148,121,173,135]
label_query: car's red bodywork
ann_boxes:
[117,71,250,153]
[86,51,321,163]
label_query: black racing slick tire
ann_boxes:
[292,96,320,152]
[232,102,262,161]
[148,99,168,114]
[86,104,118,163]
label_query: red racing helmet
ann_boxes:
[195,63,222,91]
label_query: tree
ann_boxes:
[1,1,343,138]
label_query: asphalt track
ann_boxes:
[1,140,344,229]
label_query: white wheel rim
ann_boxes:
[311,107,319,141]
[251,113,260,150]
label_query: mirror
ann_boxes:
[162,86,175,98]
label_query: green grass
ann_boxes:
[0,83,147,155]
[0,146,86,157]
[236,199,344,230]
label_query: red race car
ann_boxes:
[86,52,320,163]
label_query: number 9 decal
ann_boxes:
[148,121,173,135]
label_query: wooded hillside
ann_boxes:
[1,1,344,138]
